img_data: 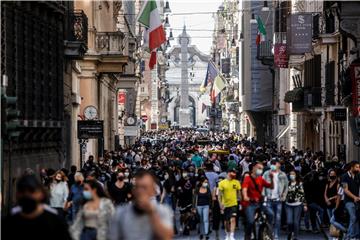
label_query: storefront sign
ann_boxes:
[78,120,104,139]
[351,63,360,117]
[287,13,313,54]
[274,43,288,68]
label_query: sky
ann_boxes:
[166,0,223,55]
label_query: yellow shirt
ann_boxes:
[218,178,241,208]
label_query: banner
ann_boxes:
[118,91,126,105]
[274,43,288,68]
[287,13,312,54]
[351,63,360,117]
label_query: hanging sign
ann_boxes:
[274,43,288,68]
[351,63,360,117]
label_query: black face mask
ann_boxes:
[76,180,82,185]
[117,176,125,181]
[329,176,337,180]
[18,196,38,214]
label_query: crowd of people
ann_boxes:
[3,129,360,240]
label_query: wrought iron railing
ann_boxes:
[257,40,273,59]
[69,10,88,43]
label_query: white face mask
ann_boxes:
[164,174,169,180]
[124,172,129,177]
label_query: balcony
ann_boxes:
[64,10,88,59]
[257,40,273,65]
[95,31,130,73]
[284,87,322,112]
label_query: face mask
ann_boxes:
[55,178,61,183]
[164,174,169,180]
[255,169,263,176]
[83,190,92,200]
[329,176,337,180]
[270,165,277,171]
[124,172,130,177]
[202,183,208,188]
[18,196,38,214]
[289,175,296,181]
[182,173,188,178]
[76,180,82,185]
[117,176,125,181]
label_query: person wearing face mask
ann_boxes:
[107,171,133,206]
[70,180,115,240]
[3,175,72,240]
[49,170,69,219]
[64,172,85,222]
[285,170,307,240]
[193,177,212,240]
[262,159,289,240]
[218,169,241,240]
[239,152,252,175]
[176,170,195,235]
[109,170,174,240]
[324,169,339,221]
[242,162,274,240]
[124,169,131,182]
[341,160,360,239]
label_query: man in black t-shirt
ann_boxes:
[2,175,71,240]
[341,161,360,239]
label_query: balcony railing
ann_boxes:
[95,31,125,55]
[64,9,88,59]
[257,40,273,60]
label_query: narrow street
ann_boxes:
[2,0,360,240]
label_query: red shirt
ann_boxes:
[242,175,271,202]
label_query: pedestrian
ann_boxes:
[263,159,289,239]
[65,172,85,222]
[68,165,78,187]
[242,162,274,240]
[49,170,69,218]
[107,171,132,206]
[193,176,211,240]
[109,170,174,240]
[341,160,360,239]
[285,170,307,240]
[324,169,339,220]
[70,179,115,240]
[218,169,241,240]
[3,174,72,240]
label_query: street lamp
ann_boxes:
[262,1,269,11]
[168,28,174,40]
[164,16,170,28]
[164,1,171,14]
[250,13,257,24]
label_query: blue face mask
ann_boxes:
[289,175,296,181]
[83,190,92,200]
[270,165,277,171]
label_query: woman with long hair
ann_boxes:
[71,180,115,240]
[193,176,211,240]
[49,170,69,218]
[285,170,307,240]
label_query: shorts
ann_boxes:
[224,206,238,221]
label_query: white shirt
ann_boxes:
[270,172,280,200]
[49,181,69,208]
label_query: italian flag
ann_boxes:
[137,0,166,69]
[256,16,266,45]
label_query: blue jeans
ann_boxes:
[285,204,303,239]
[244,202,274,237]
[267,201,282,238]
[197,205,210,235]
[80,227,97,240]
[308,202,324,230]
[345,202,360,238]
